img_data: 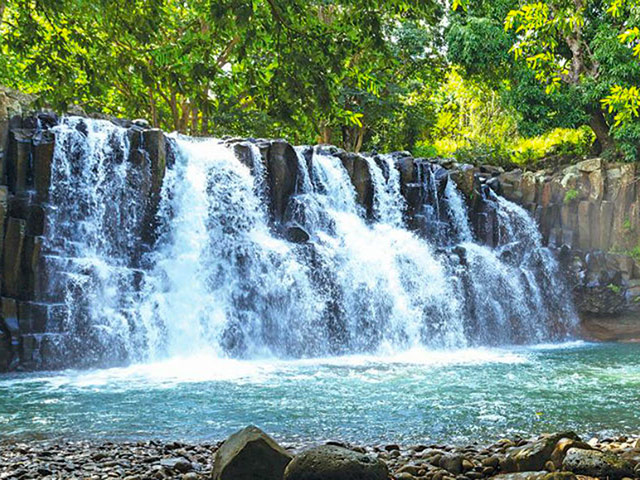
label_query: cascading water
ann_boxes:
[41,117,578,367]
[43,117,149,365]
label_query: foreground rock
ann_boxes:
[502,432,581,472]
[212,425,293,480]
[284,445,388,480]
[0,431,638,480]
[562,447,635,479]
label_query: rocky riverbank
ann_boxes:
[1,429,639,480]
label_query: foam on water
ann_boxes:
[1,343,639,444]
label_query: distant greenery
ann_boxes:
[0,0,639,162]
[412,70,593,166]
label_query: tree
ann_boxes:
[0,0,445,153]
[449,0,640,159]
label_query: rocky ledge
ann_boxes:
[1,428,639,480]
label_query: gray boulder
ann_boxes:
[561,447,634,479]
[502,432,580,472]
[492,473,576,480]
[503,432,580,472]
[284,445,388,480]
[212,425,293,480]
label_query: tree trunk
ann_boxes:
[354,127,366,153]
[190,106,198,135]
[148,89,158,128]
[319,124,331,144]
[589,108,613,154]
[0,1,6,26]
[169,92,180,132]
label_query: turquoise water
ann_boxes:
[0,342,639,445]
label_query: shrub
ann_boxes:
[564,189,579,204]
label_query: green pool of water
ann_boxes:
[1,342,639,445]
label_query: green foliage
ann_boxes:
[510,127,594,165]
[607,283,622,294]
[447,0,640,161]
[0,0,444,152]
[412,143,439,158]
[564,189,579,204]
[416,69,593,167]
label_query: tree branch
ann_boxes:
[216,35,240,68]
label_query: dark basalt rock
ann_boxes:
[212,425,293,480]
[284,223,310,243]
[267,140,299,222]
[284,445,388,480]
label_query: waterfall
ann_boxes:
[44,117,148,365]
[41,118,578,367]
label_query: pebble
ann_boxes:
[0,433,639,480]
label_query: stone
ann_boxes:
[132,119,151,128]
[451,164,476,199]
[338,152,374,217]
[3,217,26,298]
[32,130,55,202]
[7,128,33,194]
[396,473,416,480]
[521,172,537,204]
[598,201,614,250]
[504,433,580,473]
[266,140,299,222]
[577,201,593,249]
[550,439,593,468]
[576,158,602,173]
[284,445,388,480]
[0,186,8,258]
[142,129,166,197]
[1,297,19,346]
[588,169,604,202]
[491,473,576,480]
[561,448,634,479]
[284,223,310,243]
[394,152,416,191]
[160,457,192,473]
[212,425,292,480]
[440,454,464,474]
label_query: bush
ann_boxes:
[564,189,579,204]
[509,127,594,166]
[412,143,439,158]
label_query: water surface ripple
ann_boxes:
[1,342,638,445]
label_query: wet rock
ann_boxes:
[132,119,150,128]
[284,445,388,480]
[338,152,374,217]
[212,425,292,480]
[549,438,593,468]
[267,140,299,222]
[491,473,576,480]
[160,457,192,472]
[284,223,310,243]
[503,433,580,473]
[440,453,464,474]
[561,448,634,479]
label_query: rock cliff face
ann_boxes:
[0,111,637,371]
[460,158,640,341]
